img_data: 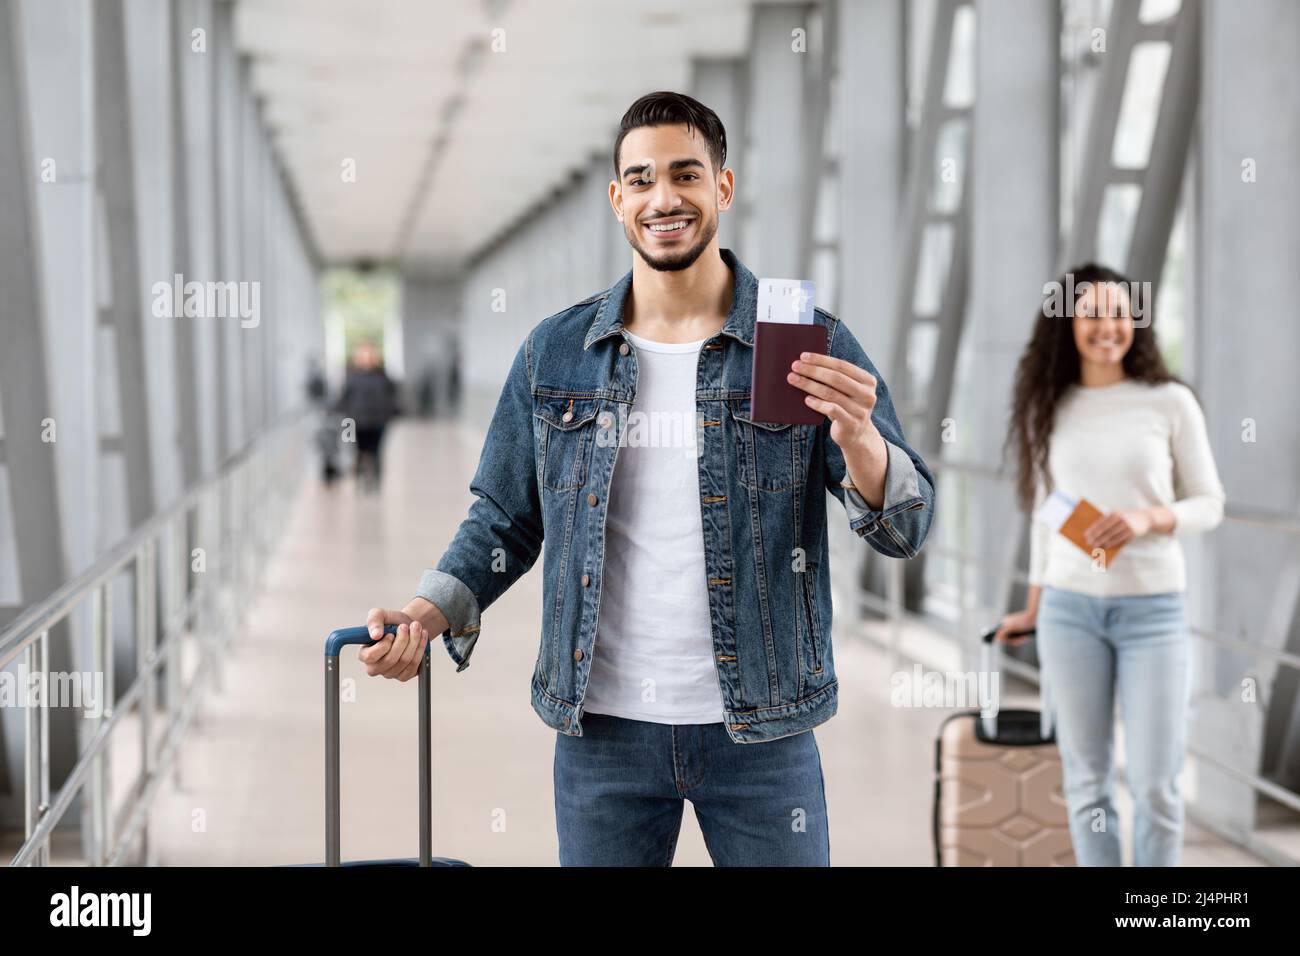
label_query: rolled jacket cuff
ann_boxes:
[415,568,482,672]
[843,439,923,530]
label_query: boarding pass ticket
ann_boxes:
[757,278,815,324]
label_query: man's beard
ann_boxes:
[627,212,718,272]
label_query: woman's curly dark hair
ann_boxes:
[1004,262,1183,512]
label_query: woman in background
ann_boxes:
[996,263,1225,866]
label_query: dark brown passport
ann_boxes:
[751,320,829,425]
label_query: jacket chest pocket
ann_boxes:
[533,394,601,492]
[729,400,798,492]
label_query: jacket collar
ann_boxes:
[583,247,759,350]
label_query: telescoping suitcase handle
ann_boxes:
[979,626,1054,744]
[324,625,432,867]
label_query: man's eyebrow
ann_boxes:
[621,158,706,179]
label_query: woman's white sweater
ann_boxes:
[1028,379,1226,596]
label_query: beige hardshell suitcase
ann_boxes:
[932,628,1076,866]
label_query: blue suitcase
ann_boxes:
[321,625,470,867]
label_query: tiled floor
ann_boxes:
[126,419,1269,866]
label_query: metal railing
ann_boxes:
[837,455,1300,863]
[1,410,310,866]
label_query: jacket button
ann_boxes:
[563,717,571,728]
[561,410,573,423]
[581,573,590,586]
[598,414,611,429]
[619,342,630,355]
[573,648,584,661]
[587,493,598,506]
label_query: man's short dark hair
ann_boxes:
[613,91,728,178]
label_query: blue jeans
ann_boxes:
[553,712,830,866]
[1036,586,1191,866]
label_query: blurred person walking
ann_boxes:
[337,342,398,493]
[306,357,341,484]
[996,263,1225,866]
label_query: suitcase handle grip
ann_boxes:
[325,624,399,657]
[978,626,1053,744]
[981,626,1036,643]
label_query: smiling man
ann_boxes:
[359,91,935,866]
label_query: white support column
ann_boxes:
[125,0,183,511]
[1197,0,1300,824]
[690,57,747,255]
[96,0,156,534]
[181,0,221,478]
[746,2,815,276]
[169,0,201,489]
[0,0,84,834]
[212,0,241,457]
[837,0,905,379]
[402,276,462,419]
[966,0,1059,612]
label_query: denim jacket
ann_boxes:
[416,249,935,743]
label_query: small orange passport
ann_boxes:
[1037,491,1126,569]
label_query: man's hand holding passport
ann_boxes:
[751,277,891,510]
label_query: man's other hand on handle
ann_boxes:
[358,598,449,682]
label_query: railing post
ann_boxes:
[228,465,239,640]
[234,462,243,632]
[168,514,185,789]
[239,458,251,629]
[211,476,226,693]
[243,456,254,594]
[250,453,260,609]
[958,473,972,671]
[136,539,157,865]
[24,630,51,866]
[204,482,215,690]
[90,581,112,866]
[252,449,264,584]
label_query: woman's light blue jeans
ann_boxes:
[1036,585,1192,866]
[553,712,830,866]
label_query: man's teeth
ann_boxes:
[648,220,689,232]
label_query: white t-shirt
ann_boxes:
[581,329,726,724]
[1028,379,1225,596]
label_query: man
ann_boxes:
[360,91,935,865]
